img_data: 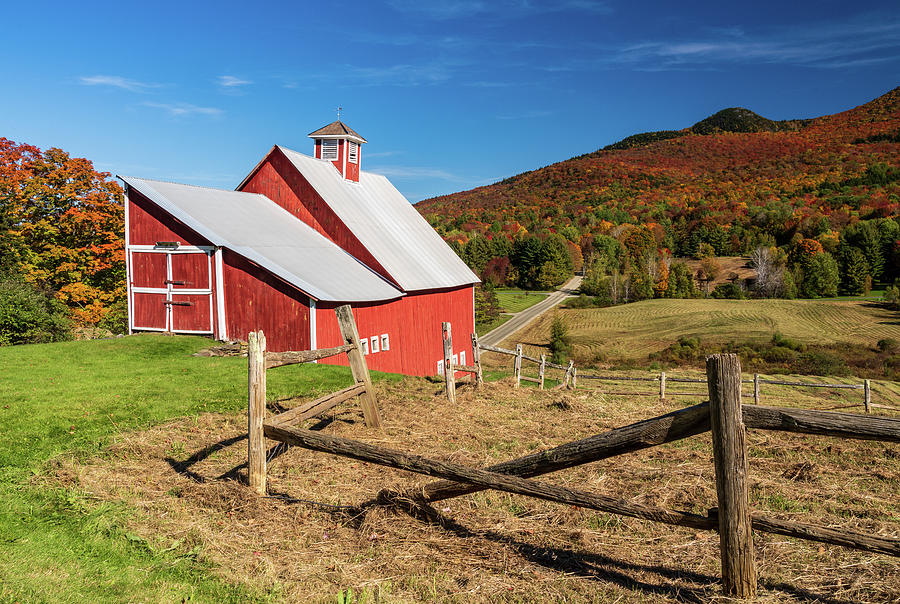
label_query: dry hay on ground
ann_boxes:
[49,378,900,603]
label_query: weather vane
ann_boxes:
[337,106,343,120]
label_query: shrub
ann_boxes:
[0,276,72,345]
[549,316,571,364]
[711,282,744,299]
[98,298,128,334]
[763,346,799,364]
[795,350,848,376]
[771,332,806,352]
[877,338,899,354]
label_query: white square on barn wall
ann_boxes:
[437,360,444,376]
[380,334,389,351]
[370,336,379,353]
[361,339,369,355]
[452,354,458,366]
[460,351,466,366]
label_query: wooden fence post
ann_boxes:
[564,360,574,389]
[753,373,760,404]
[659,371,666,401]
[514,344,523,388]
[471,333,484,389]
[335,305,382,429]
[443,322,456,404]
[571,366,577,389]
[539,354,546,390]
[248,330,267,495]
[706,354,757,599]
[864,379,871,413]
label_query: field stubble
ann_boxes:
[49,374,900,603]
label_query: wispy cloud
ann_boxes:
[598,13,900,71]
[496,109,552,120]
[345,63,453,86]
[386,0,611,20]
[218,75,252,87]
[79,75,162,92]
[141,102,223,117]
[365,150,402,159]
[367,165,465,181]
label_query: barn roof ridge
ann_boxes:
[273,145,480,292]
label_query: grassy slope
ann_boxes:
[494,290,549,314]
[513,298,900,360]
[0,335,398,603]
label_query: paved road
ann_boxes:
[480,274,583,347]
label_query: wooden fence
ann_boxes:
[247,304,380,495]
[477,342,576,390]
[255,353,900,599]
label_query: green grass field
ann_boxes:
[514,298,900,361]
[0,335,399,603]
[494,290,548,313]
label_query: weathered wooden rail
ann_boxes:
[477,342,576,390]
[247,304,380,495]
[252,352,900,599]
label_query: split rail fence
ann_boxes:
[247,304,381,495]
[252,353,900,599]
[477,340,891,413]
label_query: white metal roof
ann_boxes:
[120,176,404,303]
[276,146,480,292]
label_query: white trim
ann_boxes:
[171,328,214,335]
[341,140,347,178]
[127,244,214,253]
[380,333,389,351]
[215,248,227,340]
[309,299,317,358]
[124,190,133,335]
[132,287,211,295]
[370,335,379,354]
[132,326,168,333]
[207,253,214,334]
[309,133,367,145]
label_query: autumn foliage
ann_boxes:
[0,138,124,326]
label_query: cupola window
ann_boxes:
[348,141,358,164]
[321,139,338,161]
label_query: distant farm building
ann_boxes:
[121,121,478,376]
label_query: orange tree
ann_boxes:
[0,138,124,325]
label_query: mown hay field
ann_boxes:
[512,299,900,361]
[52,374,900,603]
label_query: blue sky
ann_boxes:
[1,1,898,202]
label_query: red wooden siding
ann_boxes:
[239,148,396,286]
[170,293,212,332]
[221,249,311,352]
[171,254,210,289]
[133,292,167,330]
[345,143,359,182]
[131,252,167,288]
[316,285,474,376]
[128,190,213,247]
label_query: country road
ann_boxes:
[480,274,582,347]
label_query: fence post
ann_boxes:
[514,344,523,388]
[753,373,760,404]
[443,322,456,404]
[248,330,267,496]
[471,332,484,389]
[571,366,577,389]
[659,371,666,401]
[539,354,546,390]
[706,354,757,599]
[335,305,382,429]
[864,379,871,413]
[564,360,574,389]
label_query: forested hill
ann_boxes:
[416,86,900,258]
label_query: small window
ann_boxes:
[361,338,369,355]
[380,334,390,351]
[437,360,444,376]
[459,351,466,366]
[370,336,379,354]
[452,354,458,366]
[348,141,358,164]
[321,139,338,161]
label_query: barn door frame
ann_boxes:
[128,244,215,334]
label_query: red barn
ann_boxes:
[121,121,479,376]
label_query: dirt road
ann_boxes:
[480,275,582,347]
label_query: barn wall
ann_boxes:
[316,285,475,376]
[128,189,213,247]
[127,190,222,338]
[221,250,311,352]
[239,148,395,286]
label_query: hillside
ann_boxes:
[417,86,900,258]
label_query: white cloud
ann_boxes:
[142,102,223,117]
[79,75,162,92]
[218,75,252,87]
[367,165,464,181]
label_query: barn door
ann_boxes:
[129,247,214,334]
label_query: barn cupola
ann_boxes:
[309,120,367,183]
